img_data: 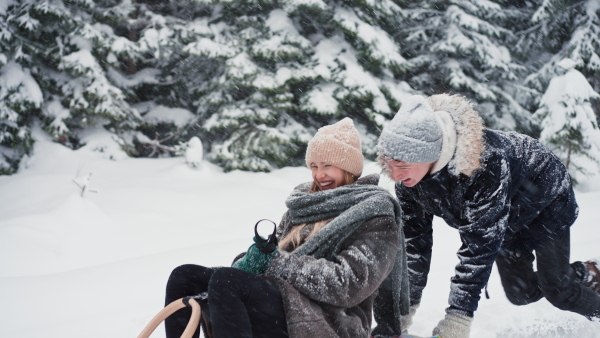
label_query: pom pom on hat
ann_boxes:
[377,95,443,163]
[305,117,363,177]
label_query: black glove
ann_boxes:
[253,219,278,254]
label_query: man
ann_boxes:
[374,94,600,338]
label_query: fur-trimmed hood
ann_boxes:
[427,93,485,176]
[378,93,485,177]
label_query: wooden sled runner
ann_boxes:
[137,297,202,338]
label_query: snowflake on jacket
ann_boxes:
[380,94,578,317]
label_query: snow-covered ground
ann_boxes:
[1,129,599,338]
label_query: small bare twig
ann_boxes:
[146,133,177,157]
[72,173,99,197]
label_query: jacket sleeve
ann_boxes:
[396,184,434,306]
[449,154,510,316]
[264,216,399,308]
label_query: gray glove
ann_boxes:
[400,304,420,333]
[432,312,473,338]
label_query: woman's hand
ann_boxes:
[232,237,278,274]
[232,219,279,274]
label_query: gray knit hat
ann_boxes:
[377,95,442,163]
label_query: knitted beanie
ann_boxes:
[377,95,443,163]
[305,117,363,177]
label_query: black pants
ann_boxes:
[165,264,289,338]
[496,230,600,319]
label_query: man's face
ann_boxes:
[385,159,434,187]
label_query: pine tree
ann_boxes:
[535,59,600,182]
[0,0,84,173]
[188,0,413,171]
[8,0,597,177]
[0,0,217,173]
[0,0,147,173]
[519,0,600,125]
[397,0,535,133]
[118,0,215,157]
[0,60,39,174]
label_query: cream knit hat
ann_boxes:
[305,117,363,177]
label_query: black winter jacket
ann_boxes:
[396,130,578,316]
[398,128,578,317]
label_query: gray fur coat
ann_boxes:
[264,174,407,337]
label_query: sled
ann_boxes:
[137,296,202,338]
[138,297,439,338]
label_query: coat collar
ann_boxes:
[426,94,485,176]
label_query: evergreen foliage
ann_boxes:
[519,0,600,95]
[519,0,600,177]
[0,0,144,173]
[535,59,600,182]
[196,0,412,171]
[0,0,598,179]
[397,0,535,133]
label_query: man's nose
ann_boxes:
[391,167,404,181]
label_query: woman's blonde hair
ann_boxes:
[278,170,358,251]
[278,219,331,252]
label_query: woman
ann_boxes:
[165,117,408,338]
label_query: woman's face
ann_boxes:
[385,159,434,187]
[310,162,346,190]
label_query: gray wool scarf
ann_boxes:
[285,174,410,332]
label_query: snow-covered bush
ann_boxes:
[535,59,600,183]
